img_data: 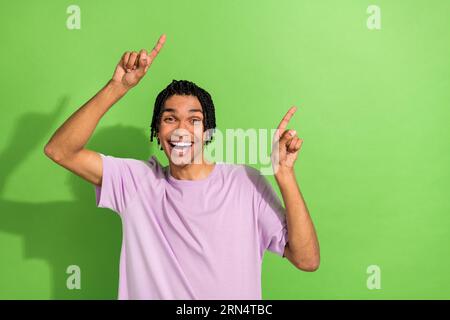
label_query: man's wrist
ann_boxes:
[107,79,129,97]
[274,167,297,185]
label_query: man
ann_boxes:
[44,34,320,300]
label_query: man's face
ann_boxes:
[158,94,206,166]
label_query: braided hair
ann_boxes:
[150,80,216,150]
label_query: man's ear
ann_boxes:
[156,136,163,150]
[204,128,214,142]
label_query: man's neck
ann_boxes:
[169,159,216,180]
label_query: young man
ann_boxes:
[44,34,320,300]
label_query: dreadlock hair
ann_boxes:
[150,80,217,150]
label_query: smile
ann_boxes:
[169,141,193,148]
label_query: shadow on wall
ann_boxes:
[0,96,154,299]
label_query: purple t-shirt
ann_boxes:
[94,153,288,300]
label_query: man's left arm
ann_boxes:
[271,105,320,272]
[275,170,320,272]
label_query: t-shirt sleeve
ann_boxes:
[255,173,288,258]
[94,153,149,215]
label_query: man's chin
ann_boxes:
[166,152,195,166]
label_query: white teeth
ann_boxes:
[171,142,192,147]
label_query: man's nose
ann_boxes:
[171,128,191,141]
[176,120,189,130]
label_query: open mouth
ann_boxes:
[168,141,193,153]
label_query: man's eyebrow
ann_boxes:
[161,107,203,113]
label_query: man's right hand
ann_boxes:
[111,34,166,91]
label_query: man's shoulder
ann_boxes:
[100,153,165,177]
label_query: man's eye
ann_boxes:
[192,119,202,124]
[164,117,174,122]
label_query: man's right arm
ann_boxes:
[44,34,167,187]
[44,80,128,186]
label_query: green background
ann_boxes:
[0,0,449,299]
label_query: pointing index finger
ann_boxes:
[277,106,297,132]
[148,33,166,60]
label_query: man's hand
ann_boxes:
[111,34,166,91]
[271,106,303,179]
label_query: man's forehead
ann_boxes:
[161,106,203,114]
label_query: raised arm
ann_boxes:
[272,106,320,272]
[44,34,166,186]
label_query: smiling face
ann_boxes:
[157,94,206,166]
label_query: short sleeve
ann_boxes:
[94,153,149,215]
[255,174,288,258]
